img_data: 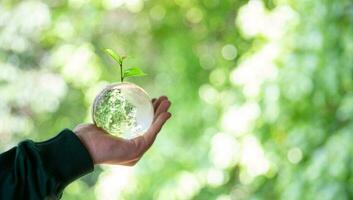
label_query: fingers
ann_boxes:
[144,112,171,147]
[154,100,171,122]
[153,96,168,112]
[127,96,171,159]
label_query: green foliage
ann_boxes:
[123,67,146,78]
[94,88,137,136]
[1,0,353,199]
[104,48,124,66]
[104,48,145,82]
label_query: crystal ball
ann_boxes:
[92,82,154,139]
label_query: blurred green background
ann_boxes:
[1,0,353,199]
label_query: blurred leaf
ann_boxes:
[104,48,122,65]
[123,67,146,78]
[2,0,353,199]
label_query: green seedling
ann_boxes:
[93,48,153,138]
[104,48,146,82]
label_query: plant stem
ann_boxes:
[119,62,124,82]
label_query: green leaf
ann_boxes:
[104,48,121,64]
[123,67,147,78]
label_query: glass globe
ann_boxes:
[92,82,154,139]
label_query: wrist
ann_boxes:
[73,125,101,165]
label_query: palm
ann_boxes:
[74,96,171,165]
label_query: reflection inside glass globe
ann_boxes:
[93,82,154,139]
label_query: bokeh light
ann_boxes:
[1,0,353,199]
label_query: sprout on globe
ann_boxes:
[92,49,154,139]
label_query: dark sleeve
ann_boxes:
[0,129,94,200]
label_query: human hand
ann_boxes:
[74,96,171,166]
